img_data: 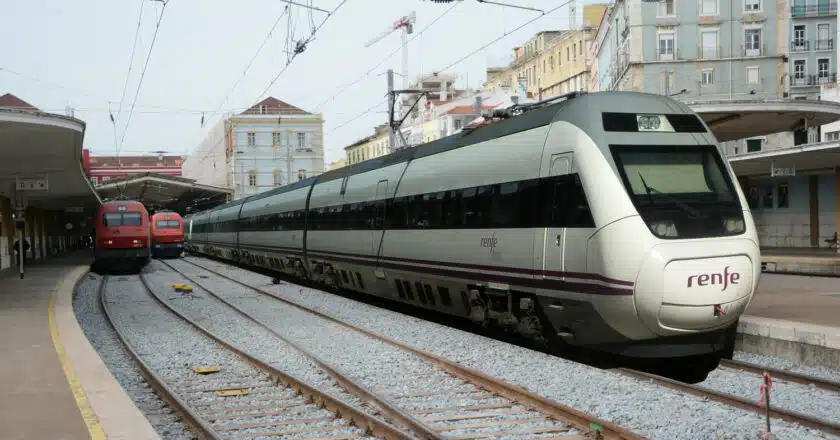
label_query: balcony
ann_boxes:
[791,73,838,87]
[656,49,681,61]
[815,39,835,51]
[742,44,765,57]
[791,1,837,17]
[791,40,810,52]
[698,45,722,60]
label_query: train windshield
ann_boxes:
[103,212,143,227]
[611,144,745,239]
[155,219,181,229]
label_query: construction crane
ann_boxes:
[364,11,416,92]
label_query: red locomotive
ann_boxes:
[150,211,184,258]
[93,200,150,273]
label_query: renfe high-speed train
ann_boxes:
[185,91,760,378]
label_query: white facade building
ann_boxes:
[183,97,325,200]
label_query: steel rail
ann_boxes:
[156,259,444,440]
[614,368,840,437]
[134,271,417,440]
[178,257,647,440]
[720,359,840,394]
[98,275,223,440]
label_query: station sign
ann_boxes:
[770,161,796,177]
[65,206,84,213]
[16,177,49,191]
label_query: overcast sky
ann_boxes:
[1,0,580,164]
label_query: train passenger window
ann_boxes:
[492,182,520,227]
[395,279,405,299]
[437,286,452,307]
[402,280,414,300]
[415,282,427,304]
[423,284,436,306]
[441,190,460,227]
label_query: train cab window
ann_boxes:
[104,212,143,227]
[155,219,181,229]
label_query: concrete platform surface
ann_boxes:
[0,254,159,440]
[761,247,840,275]
[748,272,840,327]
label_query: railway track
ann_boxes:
[719,359,840,394]
[99,274,413,440]
[160,258,645,440]
[613,367,840,437]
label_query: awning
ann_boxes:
[95,172,232,214]
[728,141,840,176]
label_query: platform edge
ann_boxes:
[737,315,840,370]
[52,268,162,440]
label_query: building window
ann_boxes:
[658,32,675,60]
[744,0,760,12]
[794,60,806,79]
[700,29,719,59]
[297,169,306,181]
[566,46,570,61]
[826,131,840,141]
[543,60,546,73]
[272,132,282,146]
[659,0,675,16]
[274,170,282,187]
[817,24,831,50]
[454,119,463,130]
[550,55,555,71]
[247,132,256,146]
[701,69,714,85]
[558,49,562,65]
[793,25,807,51]
[747,66,760,84]
[90,177,98,185]
[746,138,762,152]
[102,177,111,183]
[762,186,773,208]
[818,58,830,81]
[744,28,762,56]
[701,0,717,15]
[573,43,577,60]
[579,40,582,54]
[777,183,789,208]
[297,132,306,149]
[248,170,257,187]
[660,70,676,94]
[259,104,267,114]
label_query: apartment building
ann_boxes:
[182,97,325,200]
[83,149,183,187]
[345,124,389,166]
[788,0,837,98]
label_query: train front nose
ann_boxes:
[634,239,760,336]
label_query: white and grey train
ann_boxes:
[185,91,760,374]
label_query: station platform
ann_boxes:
[738,272,840,369]
[760,247,840,276]
[0,252,158,440]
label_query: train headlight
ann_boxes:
[649,220,678,237]
[722,218,745,233]
[106,240,113,245]
[132,239,142,244]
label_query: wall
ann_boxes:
[748,173,838,248]
[182,119,229,189]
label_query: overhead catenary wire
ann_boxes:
[326,0,576,136]
[310,0,462,112]
[116,0,171,160]
[116,0,146,119]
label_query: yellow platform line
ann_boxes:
[49,277,107,440]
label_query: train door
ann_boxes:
[371,180,389,255]
[538,152,574,281]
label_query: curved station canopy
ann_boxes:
[95,172,232,214]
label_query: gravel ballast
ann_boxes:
[157,260,581,438]
[184,256,840,440]
[98,271,374,440]
[73,272,194,440]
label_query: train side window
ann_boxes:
[415,282,427,304]
[547,174,595,227]
[492,182,520,227]
[402,280,414,300]
[387,197,407,229]
[442,190,460,227]
[438,286,452,307]
[423,284,436,306]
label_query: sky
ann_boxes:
[1,0,580,164]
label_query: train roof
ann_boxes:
[192,91,705,217]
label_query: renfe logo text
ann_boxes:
[687,266,741,291]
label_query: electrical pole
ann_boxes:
[387,69,397,152]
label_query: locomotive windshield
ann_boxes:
[610,144,745,239]
[155,219,181,229]
[103,212,143,227]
